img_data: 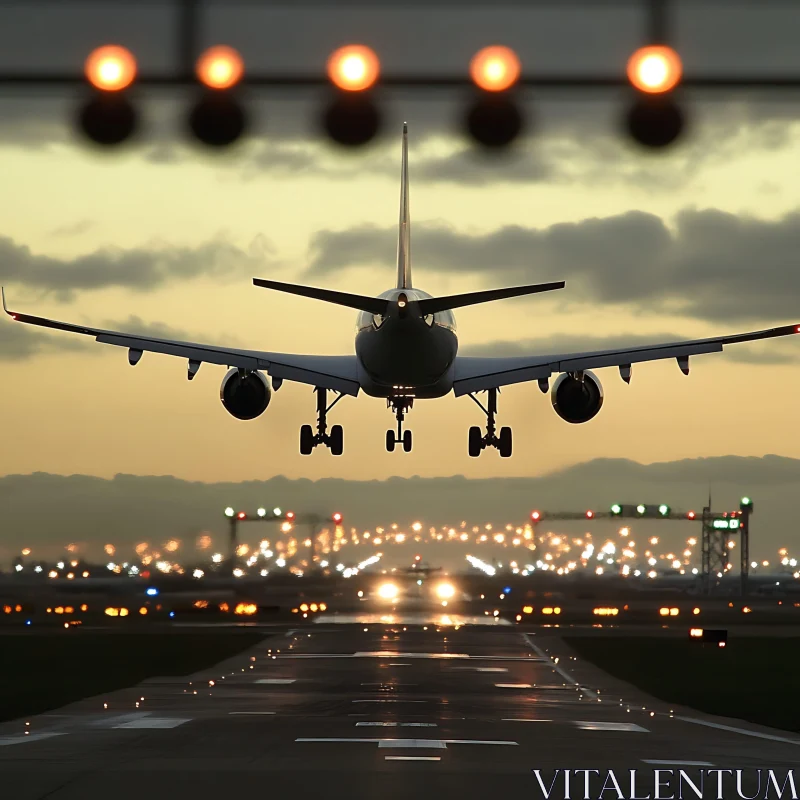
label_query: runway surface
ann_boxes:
[1,622,799,799]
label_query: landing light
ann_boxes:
[327,45,380,92]
[377,582,399,600]
[85,45,137,91]
[469,46,521,92]
[435,582,455,600]
[196,45,244,90]
[627,45,683,94]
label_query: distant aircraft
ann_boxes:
[5,124,799,458]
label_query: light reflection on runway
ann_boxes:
[314,612,512,626]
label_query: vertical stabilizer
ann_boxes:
[396,122,411,289]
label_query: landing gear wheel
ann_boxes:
[386,430,396,452]
[330,424,344,456]
[498,426,512,458]
[402,430,412,453]
[468,426,482,458]
[300,424,314,455]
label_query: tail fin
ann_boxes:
[396,122,411,289]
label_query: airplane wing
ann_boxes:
[452,323,800,396]
[2,289,360,396]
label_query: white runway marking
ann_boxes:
[228,711,276,715]
[360,682,417,686]
[522,633,600,699]
[389,663,411,666]
[643,760,716,767]
[385,756,441,761]
[91,712,151,727]
[575,721,649,732]
[0,733,65,746]
[379,739,447,749]
[352,699,427,703]
[354,652,470,659]
[502,719,553,723]
[495,683,532,689]
[676,716,800,745]
[113,718,191,729]
[477,668,508,673]
[356,722,437,727]
[255,679,296,684]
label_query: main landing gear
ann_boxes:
[386,396,413,453]
[468,388,512,458]
[300,387,344,456]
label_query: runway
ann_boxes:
[1,622,799,799]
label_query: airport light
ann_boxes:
[530,510,541,521]
[740,497,753,511]
[327,45,380,92]
[610,504,622,516]
[333,512,343,524]
[196,46,244,90]
[79,45,139,145]
[224,507,235,517]
[85,45,137,92]
[237,511,246,520]
[469,46,521,93]
[659,504,670,516]
[687,510,696,519]
[273,507,282,517]
[627,46,682,95]
[637,504,646,515]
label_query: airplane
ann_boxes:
[4,123,800,458]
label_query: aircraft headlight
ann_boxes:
[377,582,399,600]
[435,582,456,600]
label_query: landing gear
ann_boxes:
[300,387,345,455]
[467,388,512,458]
[386,396,414,452]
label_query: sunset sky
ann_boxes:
[1,1,800,484]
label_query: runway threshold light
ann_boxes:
[188,46,247,147]
[625,45,685,148]
[333,512,343,524]
[636,505,646,515]
[659,504,670,516]
[323,45,381,146]
[466,46,524,148]
[79,45,138,145]
[610,504,622,516]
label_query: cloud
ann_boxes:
[0,234,280,301]
[305,207,800,322]
[464,333,800,366]
[49,220,95,238]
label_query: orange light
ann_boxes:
[627,45,682,94]
[327,45,380,92]
[85,45,137,92]
[470,46,521,92]
[196,45,244,89]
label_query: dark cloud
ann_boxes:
[49,219,95,238]
[463,333,800,366]
[0,234,279,301]
[306,207,800,322]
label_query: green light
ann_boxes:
[224,507,235,517]
[713,519,730,530]
[659,504,669,516]
[636,504,646,514]
[611,504,622,514]
[741,497,751,506]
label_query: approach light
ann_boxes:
[85,45,137,92]
[627,45,683,94]
[327,45,380,92]
[469,46,521,92]
[196,45,244,90]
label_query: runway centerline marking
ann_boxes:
[228,711,276,715]
[356,722,437,727]
[643,760,716,767]
[296,738,518,747]
[0,733,65,746]
[502,719,553,723]
[352,699,427,703]
[495,683,532,689]
[385,756,441,761]
[676,717,800,745]
[575,721,649,733]
[112,718,191,729]
[379,739,447,749]
[353,652,470,659]
[255,679,296,684]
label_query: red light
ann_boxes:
[141,570,150,579]
[586,510,594,519]
[237,512,246,520]
[687,511,696,519]
[333,513,343,523]
[795,325,800,333]
[530,511,541,521]
[286,511,295,520]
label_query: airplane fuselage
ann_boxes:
[355,288,458,398]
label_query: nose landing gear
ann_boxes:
[300,387,344,455]
[386,396,413,452]
[467,388,512,457]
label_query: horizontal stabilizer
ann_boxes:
[417,281,565,315]
[253,278,389,315]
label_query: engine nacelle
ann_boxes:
[220,368,271,420]
[551,370,604,424]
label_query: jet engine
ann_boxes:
[551,370,604,424]
[220,368,271,420]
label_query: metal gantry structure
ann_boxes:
[528,497,754,595]
[3,0,800,148]
[222,506,342,575]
